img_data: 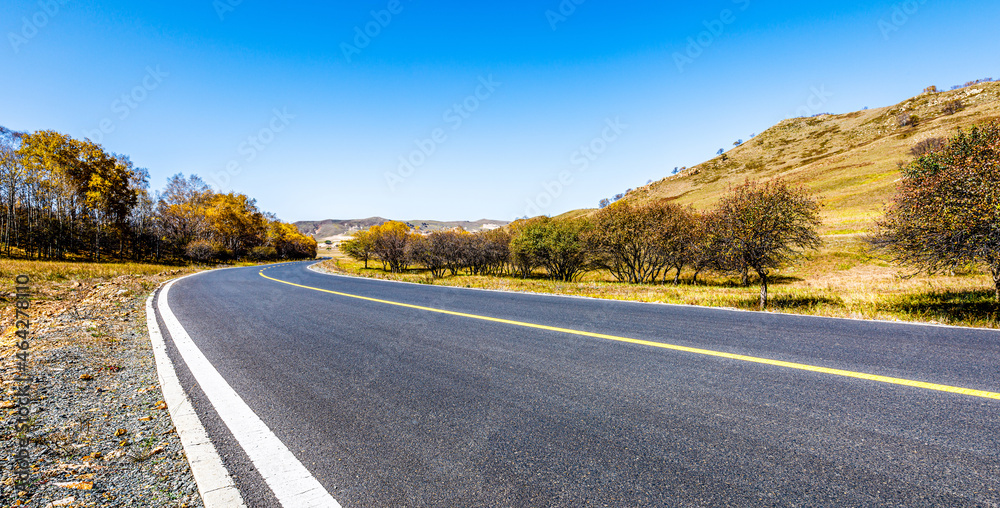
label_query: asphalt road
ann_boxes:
[154,261,1000,507]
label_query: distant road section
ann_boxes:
[156,261,1000,506]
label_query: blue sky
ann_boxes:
[3,0,998,222]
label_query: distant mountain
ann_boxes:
[295,218,509,239]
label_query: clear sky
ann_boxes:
[3,1,998,222]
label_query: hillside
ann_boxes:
[609,81,1000,234]
[296,218,509,240]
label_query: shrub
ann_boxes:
[910,137,945,157]
[942,100,964,115]
[185,240,219,262]
[897,113,919,128]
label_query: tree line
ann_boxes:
[344,179,821,309]
[0,126,316,263]
[344,121,1000,307]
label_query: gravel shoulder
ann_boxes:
[1,271,204,508]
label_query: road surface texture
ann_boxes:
[152,261,1000,507]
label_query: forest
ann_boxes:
[0,126,316,263]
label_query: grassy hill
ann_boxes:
[589,81,1000,234]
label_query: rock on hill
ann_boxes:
[610,80,1000,234]
[296,218,509,240]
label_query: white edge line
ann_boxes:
[145,291,247,508]
[304,261,1000,334]
[157,274,342,508]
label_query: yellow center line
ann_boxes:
[259,270,1000,401]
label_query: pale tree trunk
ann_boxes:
[758,270,769,310]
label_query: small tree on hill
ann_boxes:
[873,122,1000,301]
[910,137,946,157]
[715,179,822,309]
[898,114,920,128]
[942,100,964,115]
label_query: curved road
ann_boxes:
[151,261,1000,507]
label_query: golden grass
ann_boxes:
[319,240,999,329]
[0,258,197,316]
[0,258,184,286]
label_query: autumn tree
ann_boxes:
[0,127,24,256]
[510,217,589,282]
[157,174,214,257]
[585,201,668,284]
[462,228,511,276]
[873,122,1000,301]
[408,232,448,278]
[341,230,375,269]
[715,179,822,309]
[507,219,537,278]
[653,202,699,284]
[688,211,724,285]
[204,192,268,259]
[370,221,412,273]
[267,221,317,259]
[81,148,139,258]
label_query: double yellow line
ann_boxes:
[260,270,1000,401]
